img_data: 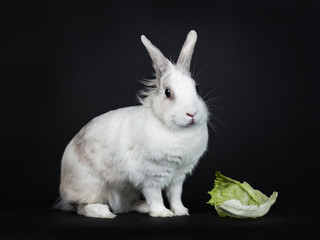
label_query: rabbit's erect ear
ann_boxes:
[141,35,170,77]
[176,30,197,72]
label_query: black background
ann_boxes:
[1,0,320,239]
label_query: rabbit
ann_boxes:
[57,30,209,218]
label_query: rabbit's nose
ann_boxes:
[186,112,197,118]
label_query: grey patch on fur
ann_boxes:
[73,121,98,170]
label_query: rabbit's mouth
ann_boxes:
[164,113,203,130]
[181,117,198,128]
[187,117,195,126]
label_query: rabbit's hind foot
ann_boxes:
[77,203,116,218]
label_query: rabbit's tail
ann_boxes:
[53,197,76,211]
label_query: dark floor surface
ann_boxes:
[0,197,318,240]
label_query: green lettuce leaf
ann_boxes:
[207,172,278,218]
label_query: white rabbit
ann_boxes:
[57,30,209,218]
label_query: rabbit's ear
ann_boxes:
[141,35,170,77]
[176,30,197,72]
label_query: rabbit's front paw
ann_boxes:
[149,207,175,217]
[171,206,189,216]
[132,200,150,213]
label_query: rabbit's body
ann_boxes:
[58,30,209,218]
[60,105,208,215]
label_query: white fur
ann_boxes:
[58,30,209,218]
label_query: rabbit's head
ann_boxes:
[139,30,208,130]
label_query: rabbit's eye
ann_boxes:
[165,88,171,98]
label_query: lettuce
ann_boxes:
[207,172,278,218]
